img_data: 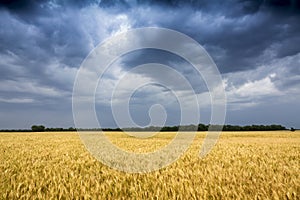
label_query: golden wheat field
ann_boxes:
[0,131,299,199]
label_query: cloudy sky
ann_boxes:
[0,0,300,129]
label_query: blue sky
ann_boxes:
[0,0,300,129]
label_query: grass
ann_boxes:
[0,131,299,199]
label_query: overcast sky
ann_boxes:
[0,0,300,129]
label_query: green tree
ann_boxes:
[31,125,45,132]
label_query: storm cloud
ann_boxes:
[0,0,299,129]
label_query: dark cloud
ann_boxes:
[116,49,208,93]
[0,0,299,128]
[266,0,300,10]
[0,0,38,11]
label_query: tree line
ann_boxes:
[122,124,288,132]
[0,124,293,132]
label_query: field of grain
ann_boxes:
[0,131,299,199]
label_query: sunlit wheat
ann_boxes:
[0,131,299,199]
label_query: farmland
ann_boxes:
[0,131,299,199]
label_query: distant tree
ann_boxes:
[198,124,208,131]
[68,127,76,131]
[31,125,45,132]
[291,127,296,132]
